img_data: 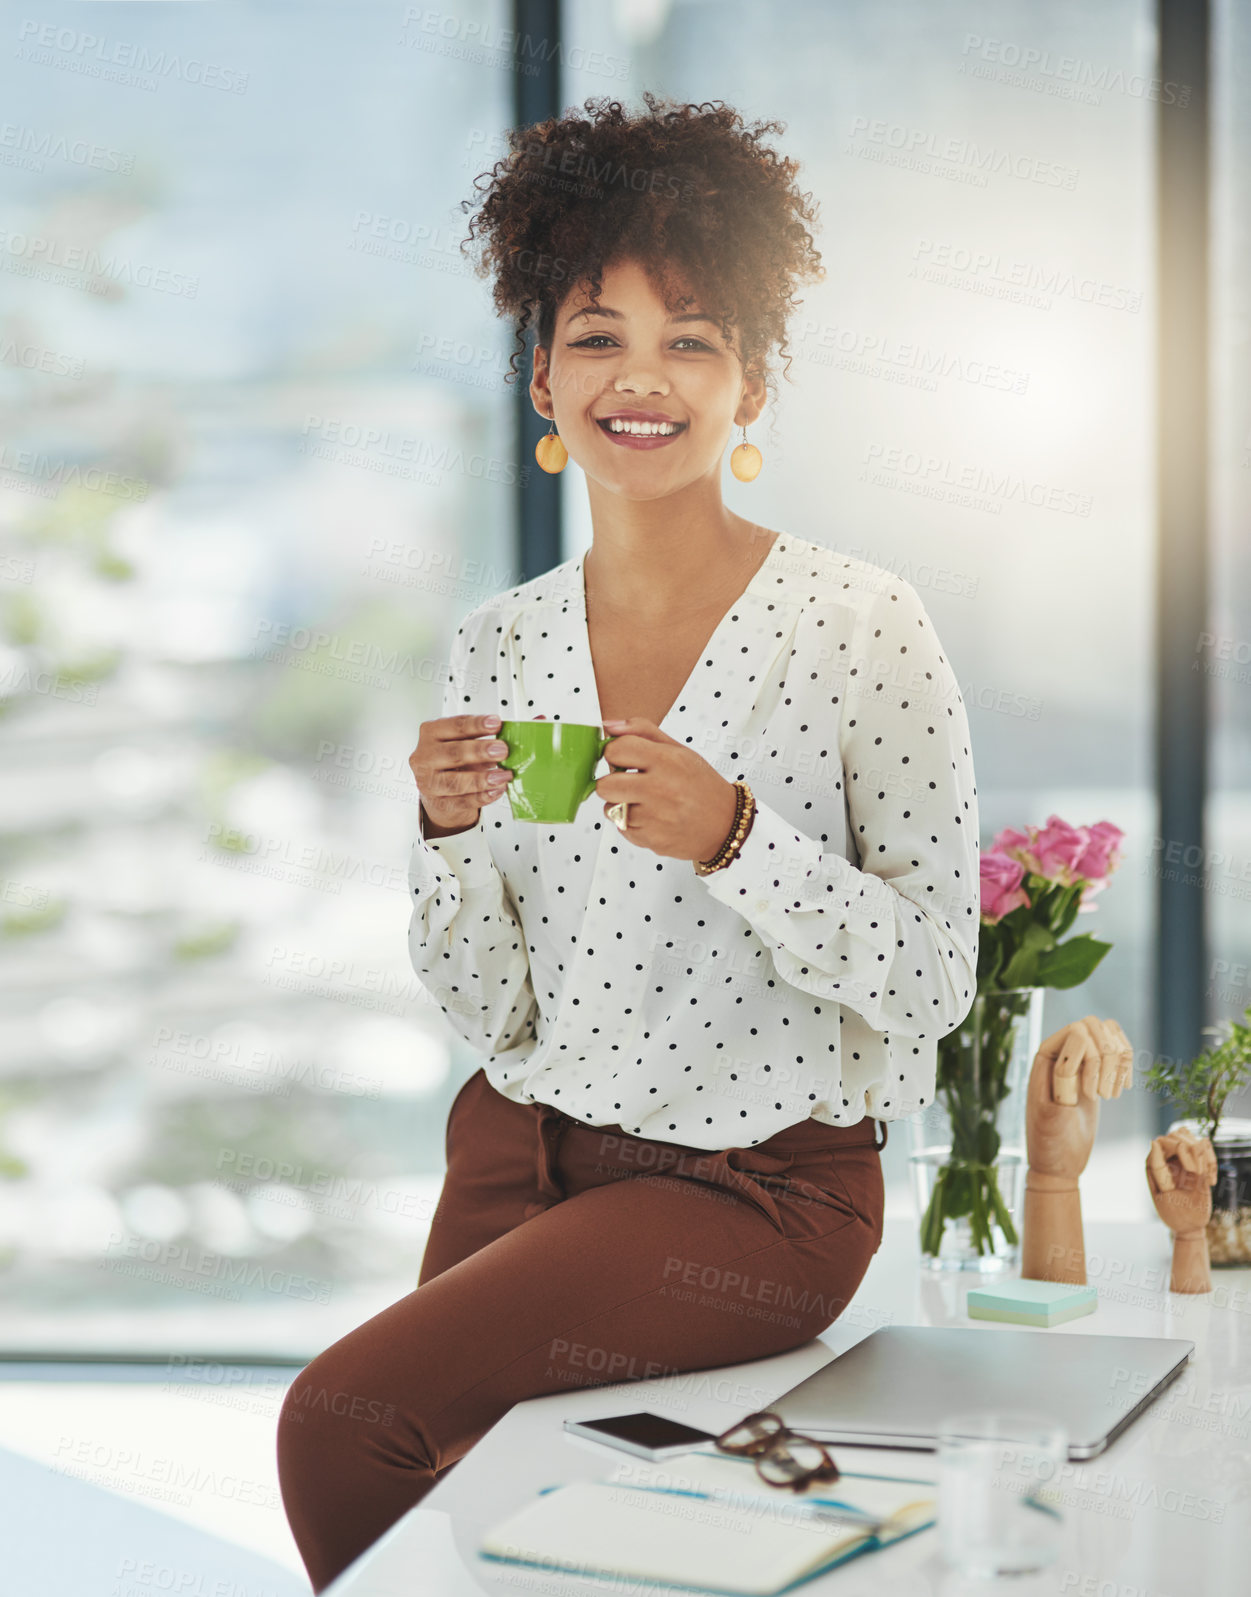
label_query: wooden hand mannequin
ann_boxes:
[1020,1016,1134,1284]
[1145,1125,1217,1293]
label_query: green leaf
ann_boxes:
[2,896,67,937]
[977,920,1004,986]
[998,920,1055,988]
[976,1122,1001,1164]
[173,921,240,960]
[997,900,1036,939]
[1033,934,1112,990]
[2,591,42,646]
[95,550,136,581]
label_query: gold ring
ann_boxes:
[607,801,629,833]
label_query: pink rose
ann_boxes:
[1031,815,1091,885]
[1072,820,1124,883]
[992,825,1041,875]
[981,852,1031,922]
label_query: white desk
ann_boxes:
[325,1219,1251,1595]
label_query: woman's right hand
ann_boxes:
[409,714,513,833]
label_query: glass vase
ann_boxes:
[909,987,1046,1272]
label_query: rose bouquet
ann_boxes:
[918,815,1125,1260]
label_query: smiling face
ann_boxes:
[529,257,766,501]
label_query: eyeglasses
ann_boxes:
[713,1410,841,1494]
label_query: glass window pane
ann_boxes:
[0,1,515,1356]
[565,0,1157,1209]
[1209,0,1251,1116]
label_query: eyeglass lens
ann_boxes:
[718,1412,838,1488]
[756,1439,838,1485]
[718,1412,782,1453]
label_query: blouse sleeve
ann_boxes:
[406,620,539,1058]
[698,575,980,1041]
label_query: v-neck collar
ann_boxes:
[569,531,789,736]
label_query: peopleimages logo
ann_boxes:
[0,120,134,172]
[0,442,149,497]
[399,8,629,80]
[100,1233,332,1303]
[845,116,1078,189]
[860,442,1093,517]
[910,240,1142,313]
[15,21,249,93]
[298,413,523,486]
[959,34,1191,106]
[0,228,198,297]
[795,318,1029,394]
[0,334,84,376]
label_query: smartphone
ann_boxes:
[562,1410,719,1460]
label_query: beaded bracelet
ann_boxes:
[693,781,756,876]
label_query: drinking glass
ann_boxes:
[937,1409,1066,1576]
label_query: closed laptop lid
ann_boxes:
[771,1326,1194,1461]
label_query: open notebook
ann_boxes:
[479,1453,936,1596]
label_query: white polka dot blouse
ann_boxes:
[407,533,980,1149]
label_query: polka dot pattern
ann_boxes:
[407,533,980,1149]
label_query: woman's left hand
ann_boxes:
[596,718,739,864]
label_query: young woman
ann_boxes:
[278,93,980,1591]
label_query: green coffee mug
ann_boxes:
[498,720,610,823]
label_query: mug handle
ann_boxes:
[579,733,612,806]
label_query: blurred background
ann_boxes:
[0,1,1248,1584]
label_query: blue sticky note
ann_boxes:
[967,1278,1098,1327]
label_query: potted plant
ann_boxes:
[911,816,1124,1269]
[1142,1004,1251,1266]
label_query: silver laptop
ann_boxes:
[770,1326,1194,1461]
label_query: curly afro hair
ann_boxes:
[460,92,824,405]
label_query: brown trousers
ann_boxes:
[277,1067,887,1592]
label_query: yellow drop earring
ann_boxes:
[535,417,568,474]
[729,422,763,482]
